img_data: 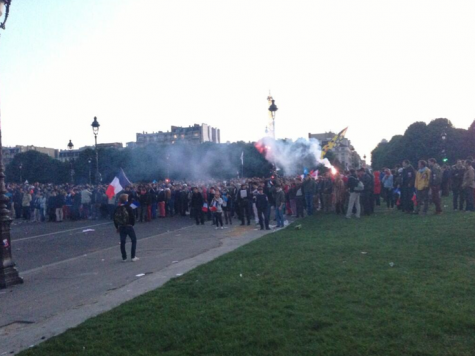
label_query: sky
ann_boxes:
[0,0,474,161]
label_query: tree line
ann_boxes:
[371,118,475,170]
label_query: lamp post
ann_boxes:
[268,98,278,140]
[0,0,23,289]
[441,132,448,163]
[166,154,170,179]
[91,117,101,184]
[88,158,92,185]
[68,140,75,184]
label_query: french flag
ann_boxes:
[106,169,132,199]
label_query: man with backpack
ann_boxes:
[114,194,138,262]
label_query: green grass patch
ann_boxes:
[21,203,475,356]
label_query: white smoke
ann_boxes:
[257,137,334,175]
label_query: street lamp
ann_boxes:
[0,0,11,30]
[166,154,170,179]
[91,117,101,184]
[68,140,75,184]
[268,98,278,139]
[0,0,23,289]
[441,132,448,162]
[88,158,92,185]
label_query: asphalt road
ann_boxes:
[10,216,196,273]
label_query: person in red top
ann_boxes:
[373,171,381,206]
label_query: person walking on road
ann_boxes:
[114,194,139,262]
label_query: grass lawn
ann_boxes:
[21,202,475,356]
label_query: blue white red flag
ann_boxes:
[106,169,132,199]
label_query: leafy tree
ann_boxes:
[372,118,475,169]
[6,151,69,184]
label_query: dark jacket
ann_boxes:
[430,164,443,186]
[275,189,286,208]
[254,193,269,210]
[302,178,316,195]
[114,203,136,229]
[347,175,360,193]
[451,166,465,189]
[361,173,374,193]
[190,192,204,209]
[402,165,416,187]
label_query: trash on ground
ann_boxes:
[361,252,367,254]
[82,229,95,233]
[284,220,289,226]
[389,262,395,267]
[240,273,243,277]
[295,224,302,230]
[136,273,145,277]
[176,273,183,276]
[172,261,179,264]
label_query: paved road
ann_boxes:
[10,216,196,272]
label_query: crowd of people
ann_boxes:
[6,156,474,228]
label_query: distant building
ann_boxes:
[136,124,220,146]
[58,148,85,162]
[2,145,59,165]
[58,143,124,162]
[308,131,362,169]
[97,142,123,150]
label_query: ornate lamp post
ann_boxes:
[268,98,278,139]
[0,0,23,289]
[91,117,101,184]
[88,158,92,185]
[166,154,170,179]
[68,140,75,184]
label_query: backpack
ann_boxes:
[354,180,364,192]
[114,206,129,226]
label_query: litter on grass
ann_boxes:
[176,273,183,276]
[82,229,95,233]
[361,252,368,254]
[240,274,243,277]
[389,262,395,267]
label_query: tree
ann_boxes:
[371,118,473,169]
[6,151,69,184]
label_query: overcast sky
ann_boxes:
[1,0,474,160]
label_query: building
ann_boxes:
[2,145,59,165]
[308,132,362,169]
[97,142,123,150]
[58,143,124,162]
[135,124,220,146]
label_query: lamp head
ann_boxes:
[91,117,100,135]
[268,100,278,114]
[0,0,11,30]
